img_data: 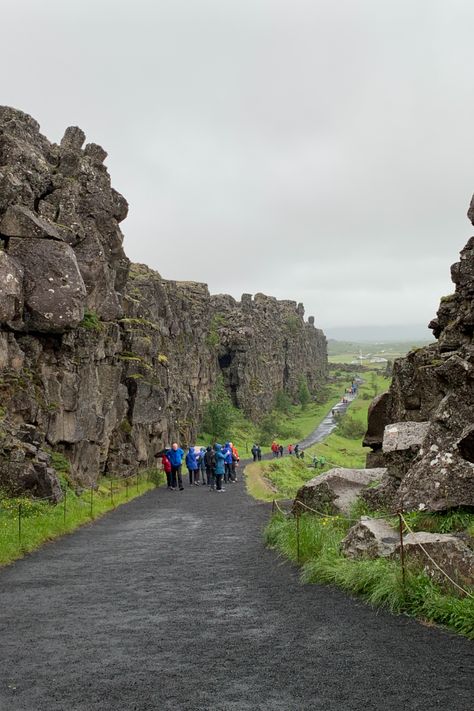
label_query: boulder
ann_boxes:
[363,391,391,450]
[293,467,386,516]
[0,251,23,322]
[394,454,474,512]
[360,473,400,511]
[341,516,398,559]
[8,237,86,332]
[0,204,62,241]
[391,532,474,592]
[382,421,430,479]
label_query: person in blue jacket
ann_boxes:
[214,443,226,492]
[168,442,184,491]
[185,446,200,486]
[223,442,233,483]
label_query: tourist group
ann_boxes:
[158,442,240,492]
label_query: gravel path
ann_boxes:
[0,476,472,711]
[298,393,356,450]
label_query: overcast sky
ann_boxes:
[2,1,473,335]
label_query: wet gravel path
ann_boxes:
[298,394,356,450]
[0,478,472,711]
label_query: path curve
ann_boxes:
[298,393,356,450]
[0,476,472,710]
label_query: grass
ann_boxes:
[245,370,391,502]
[304,371,390,471]
[246,457,311,500]
[265,512,474,639]
[0,470,162,567]
[199,380,354,457]
[245,462,282,502]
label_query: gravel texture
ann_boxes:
[0,473,472,711]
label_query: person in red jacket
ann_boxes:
[161,449,172,489]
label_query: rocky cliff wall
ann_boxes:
[0,108,327,497]
[364,206,474,512]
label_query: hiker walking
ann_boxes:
[251,444,258,462]
[256,445,262,461]
[168,443,185,491]
[294,444,299,457]
[214,444,226,492]
[278,444,284,457]
[186,446,200,486]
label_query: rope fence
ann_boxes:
[400,513,473,599]
[0,470,156,549]
[271,499,474,598]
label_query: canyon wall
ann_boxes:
[364,210,474,512]
[0,107,327,497]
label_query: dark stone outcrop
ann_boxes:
[341,517,398,559]
[0,107,327,492]
[293,467,386,516]
[390,533,474,592]
[364,203,474,512]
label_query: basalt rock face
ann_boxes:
[0,108,327,494]
[364,204,474,512]
[211,293,327,419]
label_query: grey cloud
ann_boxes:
[1,0,473,330]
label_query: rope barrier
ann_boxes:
[293,499,396,523]
[400,514,473,599]
[272,499,290,516]
[271,503,473,599]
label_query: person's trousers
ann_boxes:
[206,467,214,486]
[224,463,232,482]
[171,465,183,489]
[188,468,199,485]
[165,471,172,487]
[215,474,223,490]
[231,462,237,481]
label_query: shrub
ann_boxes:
[298,376,311,409]
[274,390,292,414]
[336,413,366,439]
[202,376,235,441]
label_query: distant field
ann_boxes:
[327,339,432,365]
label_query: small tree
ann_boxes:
[274,390,292,414]
[298,376,311,409]
[202,376,235,442]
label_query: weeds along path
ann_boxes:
[0,479,472,711]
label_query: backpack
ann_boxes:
[205,450,215,467]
